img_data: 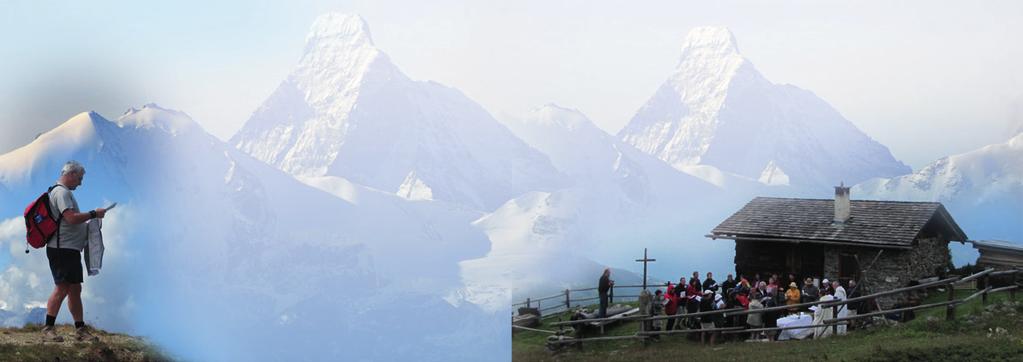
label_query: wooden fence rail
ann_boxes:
[954,268,994,285]
[548,314,651,327]
[823,300,958,324]
[637,326,743,336]
[520,268,1022,351]
[514,284,649,310]
[644,308,744,321]
[721,322,849,335]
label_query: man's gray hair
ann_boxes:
[60,160,85,176]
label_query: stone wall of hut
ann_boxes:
[822,236,951,308]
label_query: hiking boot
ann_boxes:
[75,326,99,342]
[41,325,64,342]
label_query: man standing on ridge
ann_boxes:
[41,161,108,342]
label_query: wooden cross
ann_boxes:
[635,248,656,290]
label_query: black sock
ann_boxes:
[75,321,85,329]
[45,315,56,327]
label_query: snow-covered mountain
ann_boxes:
[0,105,506,361]
[0,307,45,327]
[854,132,1023,260]
[464,105,745,300]
[618,27,910,189]
[231,13,564,211]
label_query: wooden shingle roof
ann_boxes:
[709,197,968,248]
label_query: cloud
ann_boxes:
[1010,97,1023,136]
[0,206,137,326]
[0,217,50,312]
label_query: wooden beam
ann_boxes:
[706,234,914,250]
[819,277,958,308]
[546,335,647,345]
[954,268,995,285]
[826,299,959,324]
[990,285,1019,294]
[641,308,743,321]
[962,287,992,303]
[634,327,740,335]
[548,312,648,327]
[725,300,830,317]
[990,269,1022,277]
[512,325,557,334]
[721,322,848,334]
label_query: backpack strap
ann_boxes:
[48,184,66,249]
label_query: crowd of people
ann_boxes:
[639,271,866,344]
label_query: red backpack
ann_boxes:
[24,185,65,250]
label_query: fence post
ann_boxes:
[1012,271,1018,301]
[982,274,990,305]
[565,289,571,310]
[526,297,531,309]
[832,305,839,335]
[946,283,955,321]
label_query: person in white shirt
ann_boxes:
[832,280,849,335]
[41,161,109,343]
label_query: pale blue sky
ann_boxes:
[2,0,1021,169]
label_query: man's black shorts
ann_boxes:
[46,247,83,284]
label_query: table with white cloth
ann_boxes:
[776,313,814,340]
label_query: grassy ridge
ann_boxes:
[513,290,1023,361]
[0,324,173,361]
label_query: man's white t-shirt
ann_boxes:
[47,184,87,251]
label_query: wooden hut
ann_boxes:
[707,185,968,308]
[971,239,1023,270]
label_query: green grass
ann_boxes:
[513,291,1023,361]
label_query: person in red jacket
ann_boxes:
[664,283,680,331]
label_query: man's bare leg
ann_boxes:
[43,283,70,342]
[67,283,83,322]
[47,283,70,319]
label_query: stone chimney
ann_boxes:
[834,182,850,224]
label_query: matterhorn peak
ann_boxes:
[306,13,373,46]
[668,26,749,83]
[619,25,910,188]
[680,26,740,58]
[287,12,402,108]
[233,14,564,210]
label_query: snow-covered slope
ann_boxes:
[854,133,1023,257]
[232,13,563,210]
[502,104,622,181]
[855,133,1022,204]
[618,27,910,188]
[465,105,744,299]
[0,105,505,361]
